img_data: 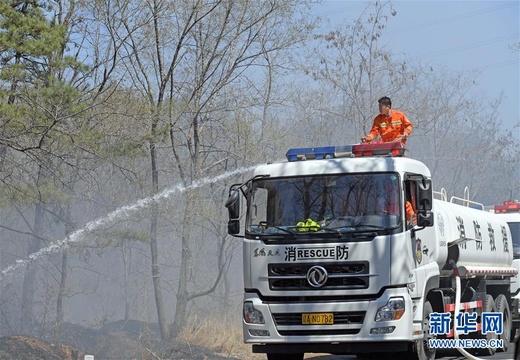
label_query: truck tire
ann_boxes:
[495,294,511,352]
[267,353,304,360]
[479,294,497,356]
[405,300,436,360]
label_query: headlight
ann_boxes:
[374,297,405,322]
[243,301,265,324]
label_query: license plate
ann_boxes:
[302,313,334,325]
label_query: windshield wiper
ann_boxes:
[313,226,343,237]
[347,224,388,238]
[352,224,387,230]
[251,222,297,238]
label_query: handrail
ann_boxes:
[449,195,484,210]
[433,188,448,201]
[434,187,484,210]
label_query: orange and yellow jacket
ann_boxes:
[365,110,413,143]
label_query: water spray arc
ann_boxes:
[0,165,257,282]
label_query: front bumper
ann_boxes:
[243,287,415,347]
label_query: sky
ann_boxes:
[313,0,520,139]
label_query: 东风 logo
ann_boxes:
[306,265,328,288]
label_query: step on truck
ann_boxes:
[225,143,516,360]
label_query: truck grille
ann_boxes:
[273,311,365,325]
[272,311,365,336]
[268,262,369,291]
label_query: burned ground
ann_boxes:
[0,321,244,360]
[0,335,84,360]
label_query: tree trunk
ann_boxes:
[53,204,74,342]
[53,250,68,342]
[170,188,195,338]
[149,133,170,340]
[20,203,45,335]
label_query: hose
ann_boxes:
[454,275,485,360]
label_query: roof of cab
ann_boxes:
[253,156,431,178]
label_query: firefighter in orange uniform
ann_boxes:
[362,96,413,143]
[406,200,417,227]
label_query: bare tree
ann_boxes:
[303,1,415,143]
[167,1,315,338]
[95,0,314,339]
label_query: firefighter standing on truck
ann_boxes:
[362,96,413,143]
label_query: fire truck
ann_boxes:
[225,143,516,360]
[494,201,520,336]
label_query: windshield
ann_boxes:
[246,173,403,236]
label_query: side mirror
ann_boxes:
[416,178,433,211]
[415,179,434,227]
[225,189,241,235]
[228,219,240,235]
[417,211,434,227]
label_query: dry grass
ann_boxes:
[178,313,264,359]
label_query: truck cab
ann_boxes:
[226,143,514,360]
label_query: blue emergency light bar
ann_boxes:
[286,143,407,161]
[286,145,353,161]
